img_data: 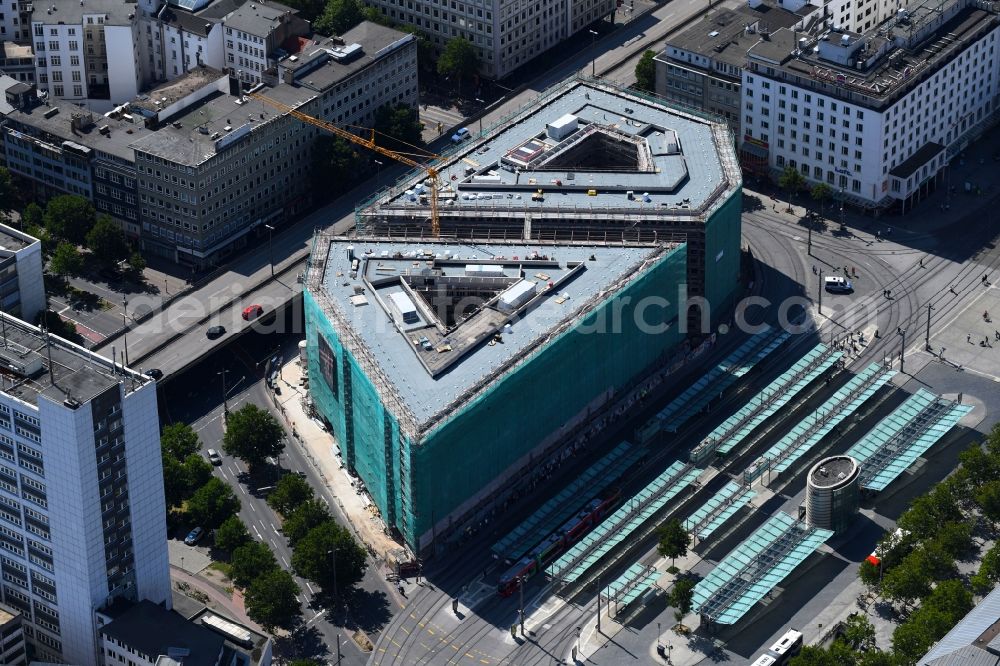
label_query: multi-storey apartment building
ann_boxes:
[741,0,1000,209]
[0,44,35,85]
[222,0,308,85]
[365,0,613,78]
[0,312,170,664]
[0,602,27,665]
[30,0,152,108]
[0,224,45,323]
[654,0,815,136]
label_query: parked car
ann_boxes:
[144,368,163,380]
[451,127,471,144]
[206,326,226,339]
[207,449,222,466]
[184,526,204,545]
[242,304,264,321]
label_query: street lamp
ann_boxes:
[121,296,129,367]
[589,30,599,77]
[374,159,383,187]
[264,223,275,278]
[474,97,485,136]
[327,548,339,615]
[925,304,934,351]
[897,327,906,373]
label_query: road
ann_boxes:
[161,328,398,665]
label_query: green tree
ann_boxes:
[0,167,14,214]
[858,559,881,591]
[230,541,278,588]
[36,310,83,345]
[957,443,1000,491]
[881,551,932,606]
[267,474,314,517]
[635,50,656,92]
[315,0,364,35]
[85,215,129,267]
[292,521,367,595]
[976,479,1000,523]
[182,454,213,492]
[974,542,1000,592]
[128,251,146,276]
[892,606,953,666]
[840,613,876,651]
[917,539,959,582]
[923,579,973,623]
[373,103,425,152]
[858,651,894,666]
[437,37,479,92]
[50,242,84,277]
[668,577,696,618]
[222,404,285,471]
[788,645,838,666]
[214,515,251,553]
[283,499,332,545]
[245,569,301,632]
[656,518,691,567]
[811,182,833,217]
[933,521,974,559]
[289,661,322,666]
[311,136,365,201]
[186,478,240,529]
[897,486,963,539]
[162,422,201,459]
[162,455,188,508]
[778,166,806,208]
[22,202,43,232]
[44,195,96,244]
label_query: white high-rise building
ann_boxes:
[740,0,1000,210]
[0,312,169,664]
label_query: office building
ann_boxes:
[0,224,45,324]
[364,0,614,78]
[0,312,170,664]
[3,21,418,266]
[306,236,690,553]
[740,0,1000,208]
[654,0,817,135]
[0,602,27,665]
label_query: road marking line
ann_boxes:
[271,522,280,534]
[401,626,410,635]
[238,485,248,495]
[306,582,315,593]
[253,525,262,540]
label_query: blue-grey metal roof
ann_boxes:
[366,78,737,220]
[920,586,1000,666]
[310,236,680,433]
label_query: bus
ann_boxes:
[768,629,804,665]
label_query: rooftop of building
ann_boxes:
[0,602,18,626]
[278,21,414,93]
[100,601,224,666]
[195,0,250,20]
[0,312,150,408]
[0,222,38,253]
[131,67,228,115]
[308,234,682,435]
[7,99,154,162]
[366,78,739,221]
[30,0,138,26]
[809,455,858,488]
[0,76,22,117]
[0,43,33,60]
[746,0,998,108]
[222,0,297,36]
[920,585,1000,666]
[128,81,310,165]
[660,0,817,71]
[161,5,219,36]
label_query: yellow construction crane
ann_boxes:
[250,92,442,236]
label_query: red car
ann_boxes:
[242,304,264,321]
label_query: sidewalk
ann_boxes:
[273,354,404,563]
[170,565,264,633]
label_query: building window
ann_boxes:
[317,335,338,399]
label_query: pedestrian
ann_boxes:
[968,333,972,343]
[919,258,923,268]
[887,289,892,299]
[812,265,817,274]
[995,330,999,341]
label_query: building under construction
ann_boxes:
[357,76,744,319]
[305,236,689,552]
[305,77,743,553]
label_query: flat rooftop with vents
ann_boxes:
[361,77,739,223]
[309,235,683,430]
[0,312,149,408]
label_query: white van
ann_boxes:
[824,276,853,293]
